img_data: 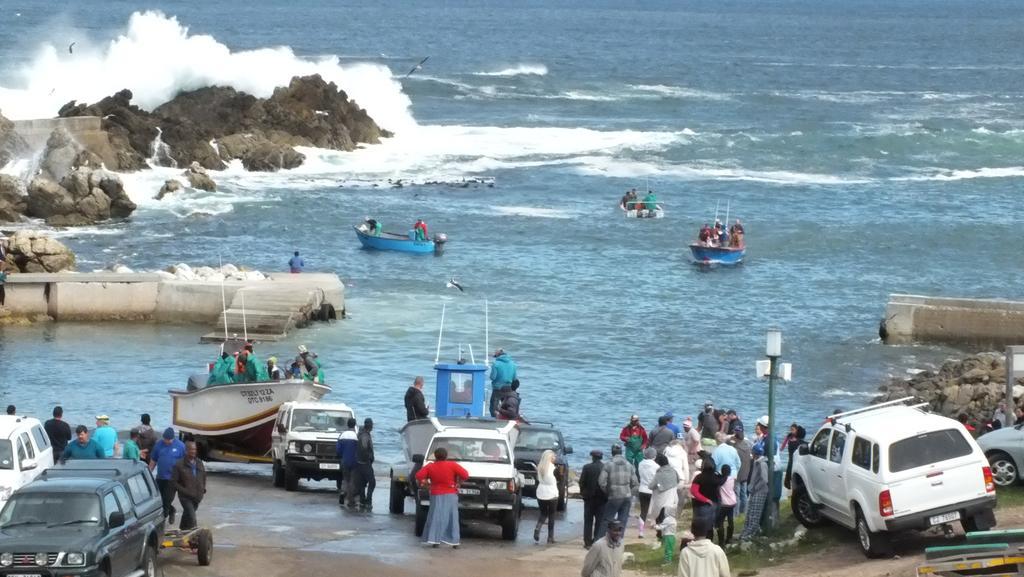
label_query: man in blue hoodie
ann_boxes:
[336,418,359,508]
[150,427,187,524]
[489,349,517,417]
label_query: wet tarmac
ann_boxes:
[158,463,590,577]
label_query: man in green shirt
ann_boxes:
[61,425,106,462]
[122,430,142,461]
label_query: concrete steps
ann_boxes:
[202,274,344,342]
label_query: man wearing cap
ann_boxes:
[682,417,701,478]
[150,428,187,524]
[488,348,517,417]
[297,345,324,384]
[581,520,624,577]
[599,444,638,533]
[618,415,648,471]
[579,449,607,548]
[93,415,118,458]
[664,412,681,438]
[353,418,375,511]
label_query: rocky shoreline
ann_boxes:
[0,74,387,227]
[873,352,1023,426]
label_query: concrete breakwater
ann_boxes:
[882,294,1024,347]
[2,272,344,337]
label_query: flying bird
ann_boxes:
[68,42,75,54]
[446,278,464,293]
[404,56,430,78]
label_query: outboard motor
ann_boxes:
[433,233,448,255]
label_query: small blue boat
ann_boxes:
[354,224,447,255]
[689,243,745,266]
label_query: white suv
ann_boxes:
[0,415,55,508]
[790,400,996,557]
[270,401,356,491]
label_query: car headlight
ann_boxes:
[65,552,85,566]
[288,442,297,453]
[303,443,313,453]
[0,486,11,501]
[35,552,48,566]
[0,552,12,567]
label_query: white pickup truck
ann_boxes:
[270,401,356,491]
[389,418,523,540]
[790,399,996,557]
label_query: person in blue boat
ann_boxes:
[489,348,517,417]
[728,219,745,248]
[413,219,429,241]
[698,223,713,246]
[289,250,305,273]
[643,190,658,211]
[364,217,382,236]
[208,351,236,385]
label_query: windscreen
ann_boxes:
[0,493,102,528]
[888,428,973,473]
[0,440,12,470]
[516,430,561,452]
[290,409,352,433]
[428,437,510,464]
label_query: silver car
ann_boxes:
[977,425,1024,486]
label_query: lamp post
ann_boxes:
[764,328,782,530]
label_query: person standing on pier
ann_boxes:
[618,415,648,471]
[150,428,187,525]
[60,425,106,462]
[132,414,158,461]
[599,444,638,533]
[172,441,207,531]
[581,520,625,577]
[44,406,72,456]
[415,446,469,548]
[353,418,375,511]
[336,418,359,507]
[288,251,305,273]
[405,376,430,421]
[580,450,607,548]
[93,415,118,458]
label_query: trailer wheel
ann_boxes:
[196,529,213,566]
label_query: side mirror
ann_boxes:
[276,423,286,434]
[108,512,125,529]
[21,458,37,471]
[564,445,574,455]
[798,444,809,456]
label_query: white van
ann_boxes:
[790,399,996,557]
[0,415,55,508]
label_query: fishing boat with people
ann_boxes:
[689,201,746,266]
[170,337,330,463]
[618,187,664,219]
[355,217,448,255]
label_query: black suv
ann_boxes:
[0,460,164,577]
[515,423,573,511]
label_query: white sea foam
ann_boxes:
[894,166,1024,182]
[473,64,548,77]
[822,389,874,398]
[492,206,573,219]
[573,157,872,185]
[630,84,732,101]
[0,11,415,132]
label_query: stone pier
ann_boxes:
[883,294,1024,346]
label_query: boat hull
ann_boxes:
[354,225,439,254]
[170,379,330,457]
[621,206,664,219]
[689,244,745,265]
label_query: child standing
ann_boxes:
[656,514,678,564]
[716,464,737,545]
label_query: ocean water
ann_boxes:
[1,0,1023,464]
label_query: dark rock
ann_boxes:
[155,179,183,200]
[25,168,135,226]
[0,175,26,222]
[216,133,304,172]
[58,89,157,171]
[182,162,217,191]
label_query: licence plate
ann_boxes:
[930,511,960,525]
[458,488,480,495]
[319,463,340,470]
[10,574,43,577]
[522,478,536,486]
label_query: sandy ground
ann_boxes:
[157,464,1023,577]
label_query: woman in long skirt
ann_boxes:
[415,447,470,548]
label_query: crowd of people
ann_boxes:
[618,188,660,212]
[28,408,208,532]
[206,343,324,386]
[697,219,745,249]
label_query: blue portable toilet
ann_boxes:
[434,362,488,417]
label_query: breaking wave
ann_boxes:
[473,64,548,77]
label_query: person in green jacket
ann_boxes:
[207,352,236,385]
[241,349,270,382]
[643,190,658,211]
[122,430,142,461]
[619,415,649,472]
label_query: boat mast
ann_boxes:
[219,254,229,344]
[435,303,446,363]
[725,200,730,229]
[241,290,248,342]
[484,300,489,367]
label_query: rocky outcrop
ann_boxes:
[874,353,1024,426]
[0,111,29,168]
[155,179,183,200]
[182,162,216,191]
[58,75,387,172]
[26,167,137,226]
[38,127,104,182]
[0,175,26,222]
[2,230,76,272]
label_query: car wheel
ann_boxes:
[501,506,519,540]
[284,464,299,492]
[196,528,213,566]
[855,507,892,559]
[389,477,406,515]
[988,452,1018,487]
[414,501,428,537]
[140,545,157,577]
[962,511,996,534]
[272,460,285,488]
[790,486,825,528]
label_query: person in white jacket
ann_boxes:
[678,516,731,577]
[636,448,659,538]
[663,439,690,503]
[534,450,560,544]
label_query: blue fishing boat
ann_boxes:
[689,243,745,266]
[354,224,447,255]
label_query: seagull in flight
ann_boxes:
[446,278,464,293]
[404,56,429,78]
[68,42,75,54]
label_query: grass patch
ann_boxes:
[996,484,1024,509]
[624,502,848,576]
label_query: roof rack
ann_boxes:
[829,396,918,421]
